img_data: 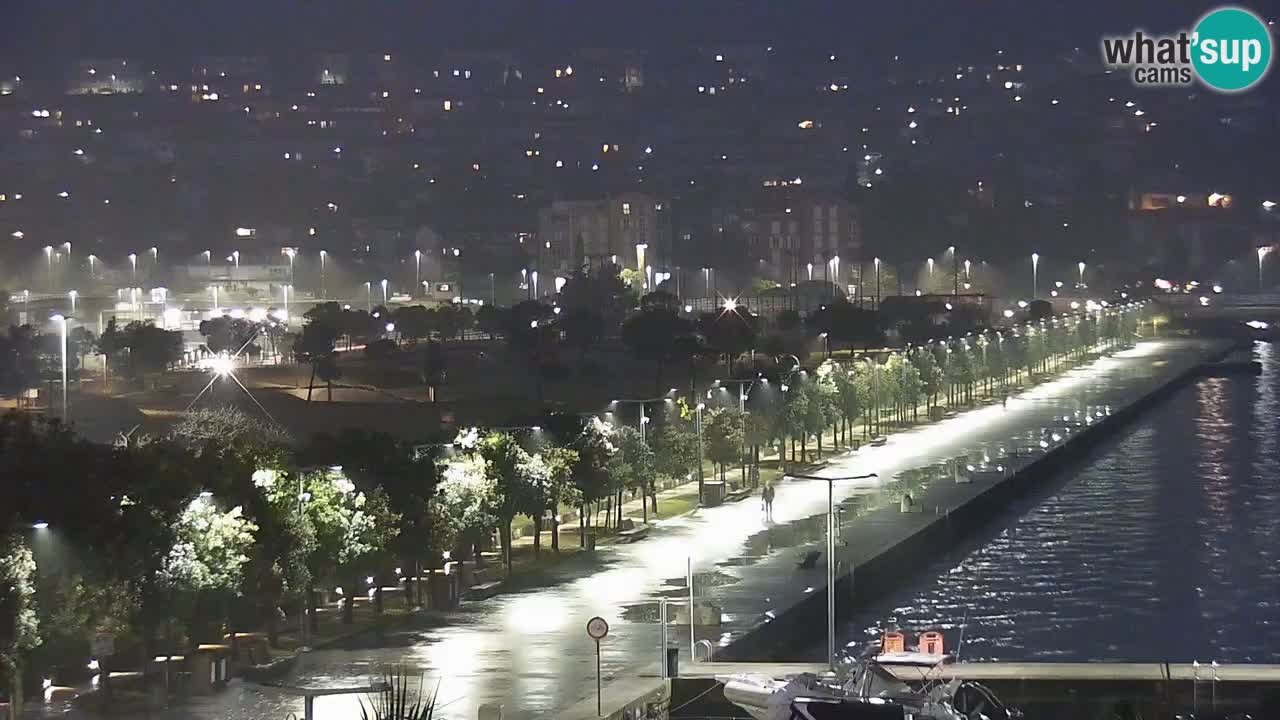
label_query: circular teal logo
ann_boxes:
[1192,7,1272,92]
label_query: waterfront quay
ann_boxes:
[561,338,1233,719]
[64,339,1230,720]
[699,339,1231,662]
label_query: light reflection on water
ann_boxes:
[842,342,1280,663]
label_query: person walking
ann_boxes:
[763,484,776,520]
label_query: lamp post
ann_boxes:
[695,402,705,501]
[44,246,54,290]
[210,285,220,315]
[283,247,296,285]
[232,250,240,269]
[203,249,211,268]
[949,245,958,299]
[282,284,290,320]
[88,254,97,279]
[926,257,934,293]
[782,470,879,671]
[714,378,758,487]
[489,272,496,306]
[873,257,881,308]
[365,281,372,312]
[1077,261,1086,289]
[68,290,77,315]
[381,278,389,305]
[414,249,422,291]
[1258,247,1270,292]
[128,252,137,285]
[51,314,69,419]
[1031,252,1040,299]
[150,246,158,276]
[319,250,327,298]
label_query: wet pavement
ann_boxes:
[36,339,1222,720]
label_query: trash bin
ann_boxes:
[665,647,680,678]
[702,481,726,507]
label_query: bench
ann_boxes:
[797,550,821,569]
[724,487,754,503]
[463,581,503,601]
[616,524,652,543]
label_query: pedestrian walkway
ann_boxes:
[88,340,1215,720]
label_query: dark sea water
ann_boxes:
[840,342,1280,663]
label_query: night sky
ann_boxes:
[0,0,1242,61]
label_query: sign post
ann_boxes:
[586,616,610,717]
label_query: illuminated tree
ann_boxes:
[0,533,39,719]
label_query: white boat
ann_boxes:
[721,633,1020,720]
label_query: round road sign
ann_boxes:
[586,616,609,640]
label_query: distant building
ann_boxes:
[738,195,860,289]
[537,193,671,286]
[67,58,145,95]
[1127,189,1272,274]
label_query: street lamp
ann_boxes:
[128,252,137,285]
[715,378,759,486]
[282,284,290,320]
[231,250,240,268]
[210,285,220,314]
[319,250,327,298]
[44,246,54,290]
[926,257,934,292]
[414,249,422,290]
[1258,246,1271,291]
[365,281,372,312]
[873,257,881,308]
[695,402,706,500]
[51,314,69,419]
[1078,261,1086,288]
[947,245,959,299]
[819,331,830,358]
[283,247,296,284]
[87,254,97,279]
[782,470,878,671]
[1031,252,1040,299]
[68,290,77,314]
[203,249,211,267]
[381,278,389,304]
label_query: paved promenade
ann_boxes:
[54,339,1221,720]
